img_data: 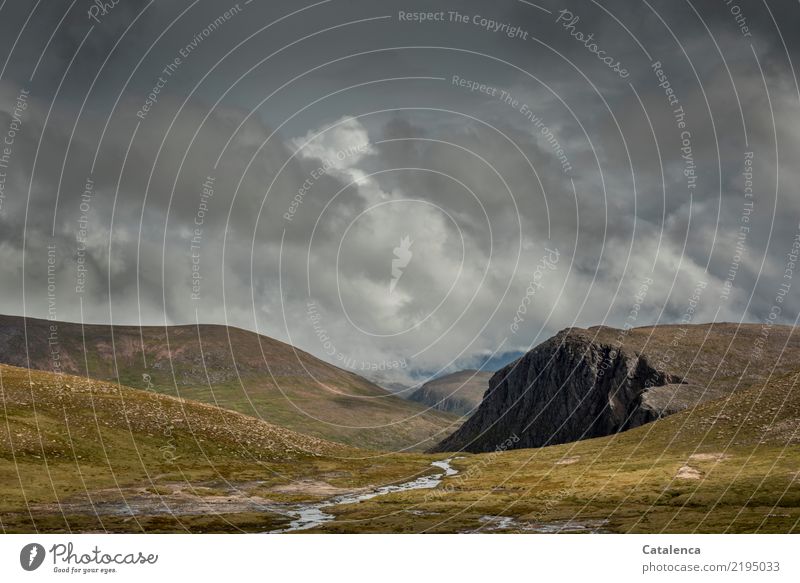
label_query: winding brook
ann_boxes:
[271,458,458,533]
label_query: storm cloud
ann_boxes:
[1,0,799,385]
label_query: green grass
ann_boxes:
[2,361,799,533]
[0,315,458,451]
[144,377,458,451]
[0,364,443,533]
[307,372,800,533]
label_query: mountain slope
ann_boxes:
[434,323,800,453]
[0,362,343,461]
[3,356,798,533]
[322,367,800,533]
[0,363,447,532]
[408,370,492,415]
[0,315,455,450]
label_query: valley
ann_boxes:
[0,315,456,451]
[1,319,798,533]
[408,369,493,415]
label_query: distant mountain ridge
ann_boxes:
[408,370,493,415]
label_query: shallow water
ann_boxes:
[271,458,457,533]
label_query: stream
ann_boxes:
[270,458,458,533]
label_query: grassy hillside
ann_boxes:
[589,322,800,390]
[311,323,800,532]
[4,322,798,533]
[0,315,456,450]
[0,364,441,533]
[2,361,798,533]
[315,368,800,533]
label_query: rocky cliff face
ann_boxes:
[432,329,692,453]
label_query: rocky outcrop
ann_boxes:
[432,328,703,453]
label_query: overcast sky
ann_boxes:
[1,0,799,385]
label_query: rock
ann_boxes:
[676,465,702,480]
[432,328,711,453]
[555,456,580,465]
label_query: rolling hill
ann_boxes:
[0,315,456,450]
[3,321,799,533]
[0,363,447,532]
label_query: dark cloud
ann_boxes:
[0,0,798,382]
